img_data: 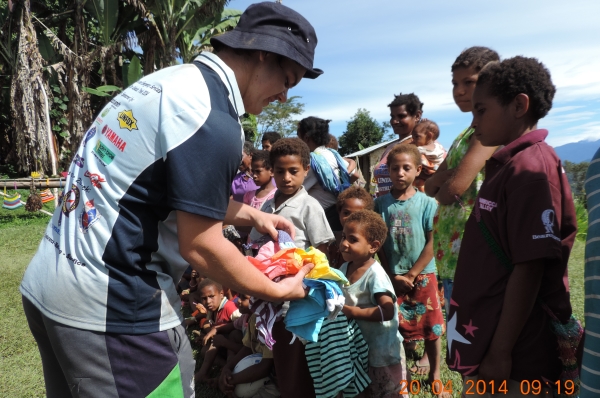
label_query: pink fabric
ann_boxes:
[243,188,277,210]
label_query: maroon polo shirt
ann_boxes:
[447,129,576,381]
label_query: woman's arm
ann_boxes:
[342,292,395,321]
[434,137,497,205]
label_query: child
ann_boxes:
[261,131,281,152]
[424,46,499,316]
[248,138,334,252]
[249,137,334,398]
[448,57,577,393]
[218,294,279,397]
[329,186,374,268]
[243,150,277,210]
[411,120,446,192]
[339,210,408,398]
[194,279,239,383]
[374,144,446,393]
[232,141,258,202]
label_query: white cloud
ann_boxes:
[545,121,600,147]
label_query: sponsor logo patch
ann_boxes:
[83,126,97,147]
[84,170,106,189]
[93,140,116,165]
[117,110,138,131]
[73,154,85,168]
[59,184,80,226]
[101,125,127,152]
[532,209,560,241]
[101,107,111,117]
[80,199,101,233]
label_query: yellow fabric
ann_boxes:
[270,247,347,284]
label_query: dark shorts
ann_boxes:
[23,296,195,398]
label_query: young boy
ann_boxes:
[374,144,446,391]
[194,279,239,382]
[249,138,334,252]
[218,294,279,397]
[250,137,334,398]
[448,57,577,393]
[261,132,282,152]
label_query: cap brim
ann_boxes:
[211,30,323,79]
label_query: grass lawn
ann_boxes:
[0,214,587,397]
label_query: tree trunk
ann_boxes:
[9,0,52,173]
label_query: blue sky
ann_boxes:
[230,0,600,149]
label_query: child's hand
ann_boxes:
[219,367,234,393]
[195,303,207,314]
[202,328,217,346]
[341,305,354,319]
[392,275,414,296]
[478,349,511,384]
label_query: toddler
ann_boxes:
[411,120,446,192]
[339,210,408,398]
[329,186,374,268]
[374,144,446,393]
[243,150,276,210]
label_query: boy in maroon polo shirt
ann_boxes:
[447,56,577,394]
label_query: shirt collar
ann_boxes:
[490,129,548,165]
[271,186,307,211]
[194,52,245,117]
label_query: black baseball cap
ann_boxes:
[210,2,323,79]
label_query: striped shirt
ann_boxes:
[582,147,600,396]
[304,314,370,397]
[20,52,245,334]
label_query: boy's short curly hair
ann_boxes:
[477,56,556,121]
[262,131,282,145]
[452,46,500,72]
[388,93,423,116]
[415,120,440,141]
[297,117,332,147]
[269,138,311,168]
[243,141,255,156]
[344,210,387,245]
[198,279,222,293]
[336,186,374,211]
[251,149,271,169]
[386,143,422,167]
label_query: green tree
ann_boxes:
[256,96,305,138]
[338,109,385,156]
[241,113,258,143]
[564,160,590,206]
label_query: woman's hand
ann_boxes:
[253,213,296,240]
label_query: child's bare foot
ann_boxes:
[409,356,430,375]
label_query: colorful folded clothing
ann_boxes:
[2,193,23,210]
[40,189,55,203]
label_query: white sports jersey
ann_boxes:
[21,53,245,333]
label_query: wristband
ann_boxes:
[377,305,384,322]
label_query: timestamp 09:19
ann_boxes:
[461,379,576,395]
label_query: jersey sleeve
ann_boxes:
[504,178,563,264]
[163,109,242,220]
